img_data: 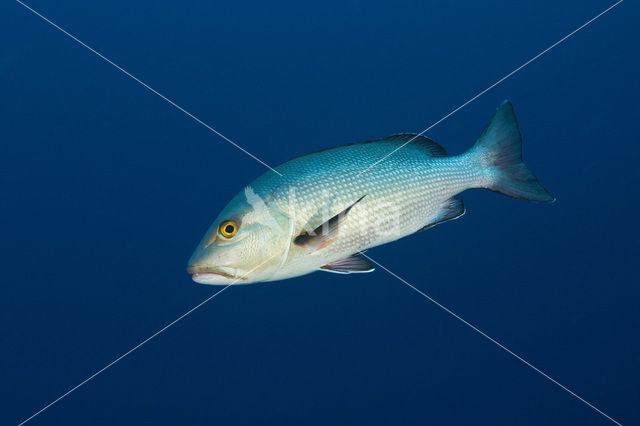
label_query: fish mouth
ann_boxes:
[187,265,245,284]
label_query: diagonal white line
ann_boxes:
[17,285,230,425]
[357,0,624,177]
[17,255,277,426]
[13,0,625,425]
[361,253,624,426]
[15,0,283,176]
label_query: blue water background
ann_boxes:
[1,1,638,424]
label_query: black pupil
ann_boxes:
[224,224,235,234]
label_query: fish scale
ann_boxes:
[246,141,482,280]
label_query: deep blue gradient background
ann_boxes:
[1,1,638,425]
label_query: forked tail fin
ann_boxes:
[468,100,554,203]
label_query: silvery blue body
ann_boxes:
[188,101,553,284]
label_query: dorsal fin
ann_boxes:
[382,134,447,157]
[280,134,447,165]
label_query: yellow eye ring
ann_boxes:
[219,220,238,238]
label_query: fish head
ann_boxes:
[187,186,292,285]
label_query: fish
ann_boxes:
[187,100,554,284]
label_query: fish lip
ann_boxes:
[187,265,244,281]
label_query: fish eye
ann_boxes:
[219,220,238,238]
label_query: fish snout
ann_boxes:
[186,263,199,275]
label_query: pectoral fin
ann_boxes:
[320,254,375,274]
[294,195,366,251]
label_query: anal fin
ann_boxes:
[419,196,466,232]
[320,255,375,274]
